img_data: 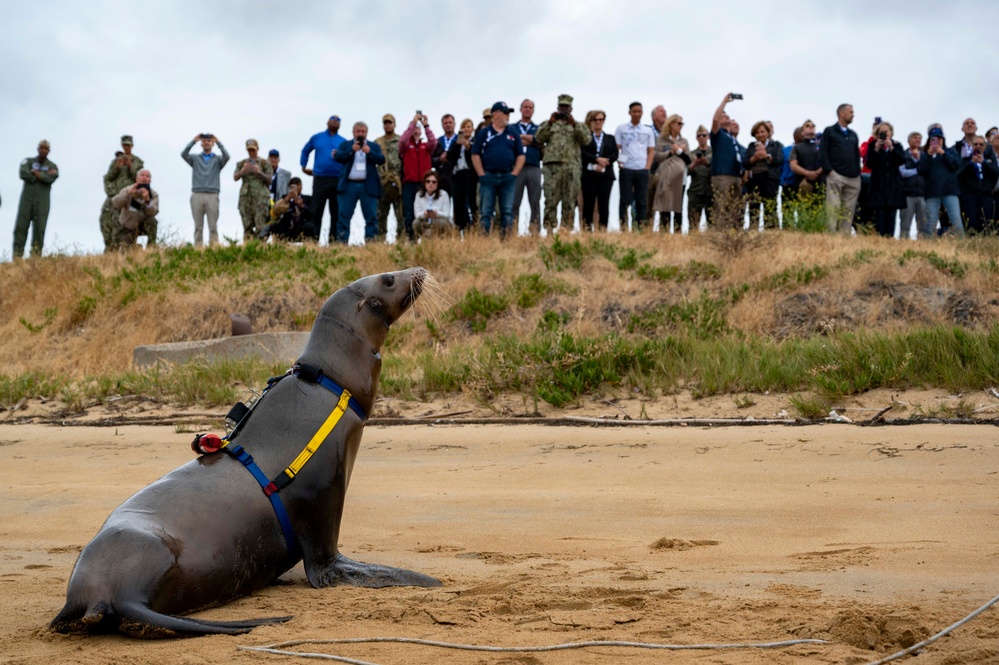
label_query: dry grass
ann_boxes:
[2,234,998,383]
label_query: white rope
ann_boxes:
[238,636,828,664]
[864,591,999,665]
[238,589,999,664]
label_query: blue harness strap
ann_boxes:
[293,364,367,421]
[215,363,369,559]
[224,443,300,557]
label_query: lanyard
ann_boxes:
[594,132,603,154]
[442,135,456,152]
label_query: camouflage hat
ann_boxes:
[120,135,134,145]
[558,94,573,106]
[246,139,259,149]
[382,113,396,123]
[38,139,51,149]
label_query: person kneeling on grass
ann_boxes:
[259,177,315,241]
[413,170,453,238]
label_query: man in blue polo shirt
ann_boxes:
[510,99,541,234]
[709,93,745,230]
[471,101,526,239]
[300,115,346,243]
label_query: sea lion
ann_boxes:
[50,267,440,638]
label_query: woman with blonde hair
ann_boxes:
[651,113,690,232]
[447,118,478,233]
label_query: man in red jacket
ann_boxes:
[399,112,437,241]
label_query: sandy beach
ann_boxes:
[1,421,997,664]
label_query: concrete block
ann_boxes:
[134,332,310,368]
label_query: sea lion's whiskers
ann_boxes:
[414,274,450,326]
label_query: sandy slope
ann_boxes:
[1,422,997,664]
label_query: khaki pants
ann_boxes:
[710,175,744,230]
[190,192,220,246]
[825,171,861,235]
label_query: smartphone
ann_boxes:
[416,110,423,116]
[878,131,887,141]
[930,137,940,148]
[730,93,743,100]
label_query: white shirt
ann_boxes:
[349,148,367,181]
[414,190,452,223]
[614,122,656,170]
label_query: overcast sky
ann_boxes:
[3,0,998,258]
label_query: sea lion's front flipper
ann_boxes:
[308,553,441,588]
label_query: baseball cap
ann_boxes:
[246,139,259,149]
[268,149,280,157]
[557,94,573,106]
[928,127,944,139]
[329,115,341,122]
[120,135,134,145]
[490,101,513,115]
[38,139,51,148]
[382,113,396,123]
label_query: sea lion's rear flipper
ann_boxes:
[118,603,293,637]
[308,553,442,588]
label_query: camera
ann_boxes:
[355,136,364,145]
[878,131,887,141]
[555,112,568,121]
[136,183,150,191]
[199,133,213,140]
[729,93,743,100]
[696,151,705,159]
[416,110,422,116]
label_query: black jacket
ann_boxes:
[431,136,458,190]
[917,149,962,198]
[957,152,999,195]
[580,133,619,180]
[865,141,906,208]
[745,140,784,183]
[901,149,926,198]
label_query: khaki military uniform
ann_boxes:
[235,157,273,239]
[375,133,403,239]
[110,184,159,250]
[535,117,590,232]
[100,154,144,250]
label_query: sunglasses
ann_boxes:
[383,120,393,124]
[696,133,707,137]
[676,121,684,125]
[425,179,438,184]
[594,117,606,122]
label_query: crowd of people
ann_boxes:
[10,93,999,258]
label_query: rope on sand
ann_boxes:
[238,636,828,664]
[238,590,999,665]
[864,591,999,665]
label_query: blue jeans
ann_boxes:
[925,195,964,238]
[479,172,516,238]
[336,181,378,243]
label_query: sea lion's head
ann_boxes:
[299,267,434,411]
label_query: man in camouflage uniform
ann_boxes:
[13,139,59,258]
[233,139,273,241]
[375,114,403,240]
[535,94,591,233]
[100,135,145,251]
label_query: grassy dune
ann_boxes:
[2,232,998,414]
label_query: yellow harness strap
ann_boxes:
[282,388,353,481]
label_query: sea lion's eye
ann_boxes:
[382,274,395,287]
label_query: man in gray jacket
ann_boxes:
[268,149,292,201]
[181,133,230,246]
[111,169,158,250]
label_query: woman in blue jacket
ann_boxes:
[917,126,964,238]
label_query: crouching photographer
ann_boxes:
[110,169,158,250]
[259,177,316,241]
[413,170,454,238]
